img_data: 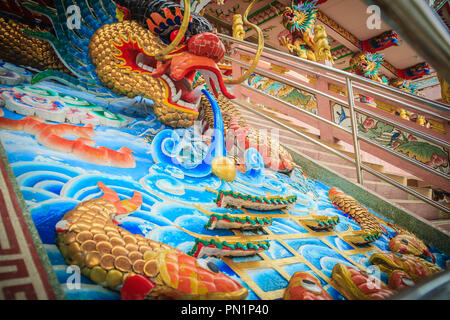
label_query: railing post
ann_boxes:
[346,77,364,185]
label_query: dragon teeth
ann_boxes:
[136,53,144,64]
[199,69,220,93]
[172,88,182,103]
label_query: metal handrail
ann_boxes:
[229,57,450,152]
[230,45,447,115]
[346,78,364,184]
[226,46,450,122]
[241,83,450,181]
[219,33,450,113]
[233,100,450,215]
[363,0,450,83]
[220,33,450,216]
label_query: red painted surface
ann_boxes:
[0,154,57,300]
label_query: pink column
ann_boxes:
[229,45,246,100]
[315,75,336,143]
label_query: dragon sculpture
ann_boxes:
[349,51,386,83]
[331,239,442,300]
[283,271,332,300]
[328,187,385,245]
[389,78,419,95]
[0,0,444,301]
[361,30,399,53]
[328,188,443,300]
[278,0,333,63]
[0,0,295,299]
[0,0,294,174]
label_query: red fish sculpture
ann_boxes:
[284,271,332,300]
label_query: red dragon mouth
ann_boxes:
[113,38,234,115]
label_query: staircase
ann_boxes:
[234,100,450,235]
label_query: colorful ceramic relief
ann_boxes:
[1,85,127,127]
[332,103,449,174]
[0,0,447,302]
[0,74,447,300]
[248,73,318,114]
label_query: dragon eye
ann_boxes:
[401,238,409,244]
[394,252,406,260]
[170,29,185,43]
[206,261,219,273]
[197,258,219,273]
[300,279,322,294]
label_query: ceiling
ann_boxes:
[204,0,438,83]
[316,0,426,70]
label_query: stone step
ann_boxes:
[253,122,429,197]
[247,119,348,153]
[363,162,386,173]
[244,117,322,141]
[349,179,432,201]
[286,143,436,219]
[284,141,358,166]
[319,161,404,184]
[281,134,422,186]
[438,206,450,219]
[407,187,433,200]
[281,138,425,192]
[283,140,425,193]
[392,200,441,220]
[430,220,450,235]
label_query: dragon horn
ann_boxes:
[154,0,191,60]
[224,0,264,85]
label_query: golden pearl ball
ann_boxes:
[211,156,236,182]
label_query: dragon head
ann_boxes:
[369,252,442,282]
[389,234,435,263]
[388,270,415,291]
[349,51,384,79]
[282,0,318,36]
[389,78,418,94]
[331,263,396,300]
[89,0,235,128]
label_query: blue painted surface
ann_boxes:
[0,75,448,301]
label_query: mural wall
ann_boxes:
[0,0,447,302]
[332,103,449,174]
[248,73,318,114]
